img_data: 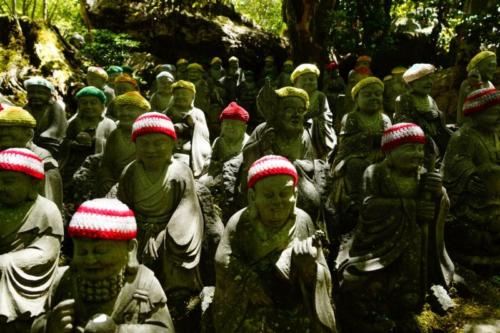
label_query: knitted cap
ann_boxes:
[131,112,177,142]
[76,86,107,104]
[291,63,320,83]
[172,80,196,94]
[0,106,36,128]
[381,123,426,152]
[229,56,239,62]
[68,198,137,240]
[403,64,435,83]
[176,58,188,66]
[275,87,310,110]
[106,66,123,75]
[0,148,44,179]
[467,51,496,72]
[87,66,108,81]
[265,56,274,62]
[114,91,151,112]
[156,71,175,82]
[187,63,204,72]
[114,74,138,89]
[284,60,294,66]
[326,61,338,71]
[351,77,384,100]
[463,88,500,117]
[24,77,54,92]
[247,155,298,189]
[357,55,372,63]
[220,102,249,123]
[210,57,222,65]
[391,66,407,75]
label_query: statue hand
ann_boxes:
[421,171,443,198]
[292,237,318,280]
[47,299,75,333]
[144,237,159,261]
[417,200,436,222]
[467,175,487,196]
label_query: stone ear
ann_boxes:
[247,188,258,220]
[126,239,139,275]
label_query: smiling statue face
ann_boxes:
[0,126,33,150]
[387,143,425,172]
[220,119,247,142]
[410,74,434,96]
[356,83,384,114]
[156,77,173,94]
[0,171,37,206]
[277,96,306,133]
[27,86,51,108]
[294,73,318,94]
[114,82,136,97]
[78,96,105,120]
[173,88,195,108]
[116,105,145,130]
[135,133,175,170]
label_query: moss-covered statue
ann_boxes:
[96,92,150,197]
[276,59,294,88]
[117,112,203,331]
[164,80,211,178]
[394,64,452,160]
[292,63,337,159]
[456,51,497,125]
[214,155,337,333]
[237,70,261,130]
[344,55,373,114]
[323,61,346,130]
[0,106,63,209]
[337,123,455,333]
[383,66,407,119]
[258,55,279,86]
[150,71,175,112]
[221,56,245,103]
[31,198,175,333]
[187,63,211,114]
[106,65,123,86]
[0,148,63,332]
[86,66,115,107]
[208,57,225,82]
[176,58,189,81]
[330,77,391,231]
[23,77,67,157]
[442,88,500,270]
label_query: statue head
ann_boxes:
[283,60,294,74]
[113,74,138,97]
[219,102,249,141]
[114,91,150,130]
[187,63,205,82]
[244,70,255,83]
[86,67,108,89]
[467,51,497,82]
[467,69,482,88]
[247,155,298,229]
[156,71,175,94]
[403,63,435,96]
[0,148,44,207]
[228,56,240,75]
[352,77,384,114]
[274,87,309,134]
[291,64,320,95]
[172,80,196,108]
[24,77,54,109]
[463,87,500,132]
[264,55,275,67]
[76,86,107,121]
[356,55,372,69]
[176,58,188,72]
[382,123,426,173]
[132,112,176,170]
[0,106,36,150]
[210,57,223,71]
[68,198,138,302]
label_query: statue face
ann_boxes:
[173,88,195,108]
[116,105,144,130]
[471,105,500,132]
[228,61,239,75]
[135,133,174,170]
[476,57,497,81]
[156,78,173,93]
[211,63,222,72]
[86,73,106,89]
[249,175,296,229]
[187,69,203,82]
[177,64,187,73]
[72,238,133,281]
[0,126,33,150]
[27,86,51,108]
[356,83,383,114]
[276,96,306,133]
[410,74,433,96]
[283,63,294,73]
[220,119,247,141]
[78,96,104,120]
[387,143,424,173]
[0,171,36,206]
[114,82,136,97]
[295,73,318,94]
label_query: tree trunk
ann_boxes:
[42,0,47,21]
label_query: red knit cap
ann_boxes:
[247,155,298,189]
[220,102,250,123]
[0,148,44,179]
[381,123,426,152]
[131,112,177,142]
[463,88,500,117]
[326,61,339,71]
[68,198,137,240]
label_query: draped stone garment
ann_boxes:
[307,91,337,160]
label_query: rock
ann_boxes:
[463,320,500,333]
[429,284,456,314]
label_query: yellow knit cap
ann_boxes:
[291,63,320,83]
[0,106,36,127]
[172,80,196,94]
[275,87,310,110]
[351,77,384,100]
[176,58,188,66]
[284,60,293,66]
[114,91,150,111]
[467,51,496,72]
[391,66,407,75]
[187,63,205,72]
[210,57,222,65]
[114,74,138,89]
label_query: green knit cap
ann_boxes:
[106,66,123,75]
[76,86,107,104]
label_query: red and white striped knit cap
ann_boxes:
[381,123,426,152]
[247,155,298,189]
[463,88,500,117]
[131,112,177,142]
[0,148,44,179]
[68,198,137,240]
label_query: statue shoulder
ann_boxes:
[131,265,167,305]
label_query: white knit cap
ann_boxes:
[0,148,44,179]
[381,123,426,152]
[402,64,435,83]
[247,155,298,189]
[131,112,177,142]
[68,198,137,240]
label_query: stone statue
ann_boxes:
[150,71,175,112]
[176,58,189,81]
[86,66,115,107]
[330,77,391,231]
[221,56,245,103]
[105,74,139,120]
[213,155,337,333]
[442,88,500,270]
[209,57,225,82]
[0,148,63,332]
[292,63,337,159]
[106,65,123,86]
[258,55,278,86]
[276,60,294,88]
[31,198,175,333]
[322,61,346,133]
[0,106,63,209]
[383,66,407,119]
[344,55,373,114]
[23,77,67,157]
[394,64,452,161]
[237,70,261,130]
[337,123,454,332]
[187,63,211,114]
[164,80,211,178]
[456,50,496,125]
[95,91,150,197]
[117,112,203,331]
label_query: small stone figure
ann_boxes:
[86,66,115,107]
[237,70,260,130]
[395,64,452,160]
[383,66,407,119]
[292,63,337,159]
[442,88,500,270]
[187,63,211,113]
[213,155,337,333]
[258,55,278,86]
[209,57,225,82]
[164,80,211,178]
[344,55,373,114]
[106,74,139,120]
[221,56,245,103]
[456,50,496,125]
[176,58,189,81]
[0,148,63,332]
[276,59,294,88]
[323,61,346,132]
[31,198,175,333]
[106,66,123,88]
[150,71,175,112]
[337,123,454,333]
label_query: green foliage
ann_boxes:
[81,29,141,67]
[231,0,285,35]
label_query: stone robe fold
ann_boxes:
[307,91,336,160]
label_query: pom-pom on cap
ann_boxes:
[381,123,426,152]
[220,102,249,123]
[463,87,500,117]
[68,198,137,240]
[0,148,44,179]
[247,155,298,189]
[0,106,36,128]
[131,112,177,142]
